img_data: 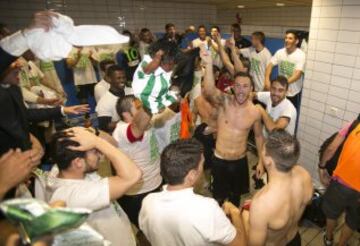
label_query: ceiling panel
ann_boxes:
[142,0,312,9]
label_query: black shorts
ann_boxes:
[211,155,249,207]
[322,180,360,230]
[118,185,161,229]
[286,232,301,246]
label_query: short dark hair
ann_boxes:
[234,71,254,88]
[271,75,289,90]
[50,131,86,170]
[252,31,265,45]
[160,138,204,185]
[198,25,206,31]
[285,30,299,40]
[99,59,115,72]
[116,95,136,120]
[165,23,175,31]
[231,23,241,32]
[140,28,150,34]
[265,129,300,172]
[106,64,125,78]
[211,25,220,32]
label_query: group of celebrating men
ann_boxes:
[0,9,359,246]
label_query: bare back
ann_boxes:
[249,165,313,246]
[216,98,261,160]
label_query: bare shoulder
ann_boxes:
[292,165,313,200]
[249,102,262,121]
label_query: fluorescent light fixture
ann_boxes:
[276,2,285,6]
[237,5,245,8]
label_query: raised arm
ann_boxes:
[130,99,153,138]
[66,48,82,68]
[143,50,163,74]
[215,35,235,76]
[200,45,227,108]
[229,39,247,74]
[68,127,141,201]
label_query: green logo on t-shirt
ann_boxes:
[279,61,296,78]
[149,131,160,162]
[170,122,180,143]
[250,58,261,75]
[40,61,55,72]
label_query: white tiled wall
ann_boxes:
[1,1,312,38]
[217,7,311,38]
[0,0,217,33]
[299,0,360,187]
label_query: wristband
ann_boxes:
[318,164,327,169]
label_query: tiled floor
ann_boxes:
[98,151,360,245]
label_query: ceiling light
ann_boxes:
[237,5,245,8]
[276,2,285,6]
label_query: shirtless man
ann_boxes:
[201,45,265,206]
[242,129,313,246]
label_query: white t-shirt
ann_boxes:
[241,47,272,91]
[270,48,305,97]
[257,91,297,135]
[95,88,133,122]
[46,168,136,246]
[192,38,209,50]
[139,186,237,246]
[94,79,110,103]
[112,122,162,195]
[153,111,181,152]
[68,47,98,86]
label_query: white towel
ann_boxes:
[24,13,129,61]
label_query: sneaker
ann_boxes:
[323,234,333,246]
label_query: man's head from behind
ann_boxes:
[50,131,100,175]
[161,138,204,187]
[270,76,288,106]
[251,31,265,48]
[106,65,126,91]
[116,95,145,124]
[263,129,300,173]
[233,72,254,105]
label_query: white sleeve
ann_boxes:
[295,51,306,72]
[95,97,112,117]
[256,91,270,104]
[112,123,131,145]
[270,50,280,66]
[240,48,251,58]
[94,84,106,103]
[0,31,28,56]
[206,201,237,244]
[50,178,110,211]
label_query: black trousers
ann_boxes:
[118,185,161,229]
[76,83,95,104]
[287,90,302,136]
[211,155,249,207]
[193,123,215,170]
